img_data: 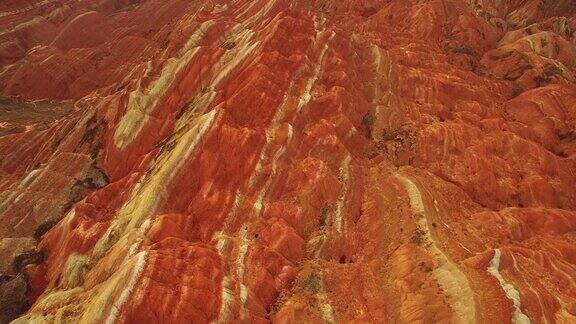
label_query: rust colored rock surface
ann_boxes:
[1,0,576,323]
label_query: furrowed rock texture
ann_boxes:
[1,0,576,323]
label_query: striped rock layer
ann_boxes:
[1,0,576,323]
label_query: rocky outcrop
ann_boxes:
[1,0,576,323]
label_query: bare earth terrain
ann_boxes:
[1,0,576,323]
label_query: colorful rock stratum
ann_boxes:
[1,0,576,323]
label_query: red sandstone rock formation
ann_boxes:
[1,0,576,323]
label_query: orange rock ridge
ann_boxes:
[0,0,576,323]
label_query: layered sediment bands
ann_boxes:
[1,0,576,323]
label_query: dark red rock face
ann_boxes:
[1,0,576,323]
